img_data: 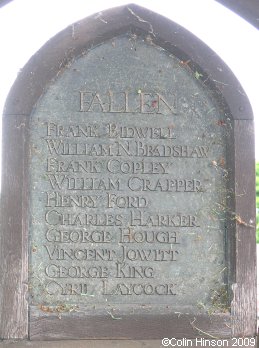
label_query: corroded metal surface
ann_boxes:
[29,35,231,312]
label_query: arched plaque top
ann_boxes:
[4,3,253,120]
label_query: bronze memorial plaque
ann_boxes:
[29,35,231,311]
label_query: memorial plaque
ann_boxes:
[30,35,230,309]
[1,4,256,341]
